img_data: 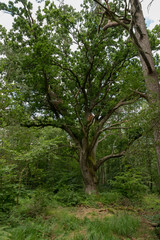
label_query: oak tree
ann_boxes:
[0,0,144,193]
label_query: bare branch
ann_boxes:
[147,0,154,12]
[100,120,128,133]
[113,96,140,111]
[103,21,120,30]
[97,132,114,144]
[103,18,130,30]
[93,0,108,12]
[98,12,105,33]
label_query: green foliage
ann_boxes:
[99,192,122,205]
[53,188,85,206]
[0,0,145,192]
[110,167,147,199]
[0,159,18,212]
[56,213,81,232]
[53,190,122,208]
[16,189,59,218]
[23,189,54,217]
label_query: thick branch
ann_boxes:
[96,126,143,170]
[96,150,126,170]
[61,125,80,147]
[103,19,130,31]
[21,122,54,128]
[94,0,153,74]
[113,96,140,111]
[89,95,140,153]
[43,70,60,118]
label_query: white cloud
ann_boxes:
[63,0,82,10]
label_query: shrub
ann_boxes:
[53,187,85,206]
[110,168,147,199]
[100,192,122,205]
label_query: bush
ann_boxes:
[53,187,85,206]
[100,192,122,205]
[110,168,147,199]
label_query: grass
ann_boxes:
[142,193,160,211]
[0,191,159,240]
[106,213,140,237]
[86,213,140,240]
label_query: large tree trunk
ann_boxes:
[79,138,97,194]
[129,0,160,175]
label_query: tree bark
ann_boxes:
[79,138,97,194]
[129,0,160,175]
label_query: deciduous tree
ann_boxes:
[0,0,144,193]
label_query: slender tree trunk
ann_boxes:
[79,138,97,194]
[130,0,160,175]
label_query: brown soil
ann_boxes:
[75,206,113,219]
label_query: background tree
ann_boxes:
[93,0,160,176]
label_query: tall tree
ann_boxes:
[0,0,143,193]
[93,0,160,176]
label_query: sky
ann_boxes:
[0,0,159,30]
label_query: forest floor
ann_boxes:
[0,192,160,240]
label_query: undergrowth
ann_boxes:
[0,189,159,240]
